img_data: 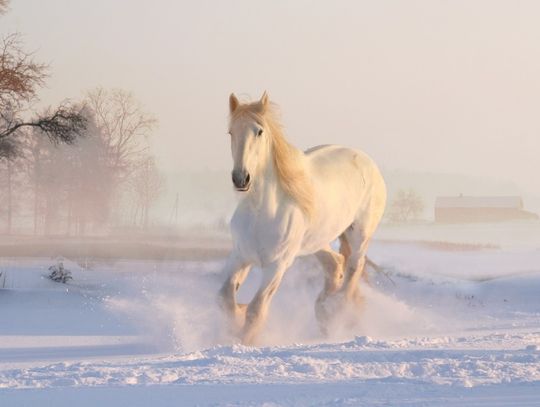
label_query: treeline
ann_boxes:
[0,1,163,235]
[0,89,163,235]
[0,89,164,235]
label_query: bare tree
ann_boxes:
[388,188,425,223]
[129,156,164,229]
[63,109,113,235]
[0,155,21,233]
[23,107,113,236]
[24,128,49,234]
[85,88,156,182]
[0,0,9,15]
[0,21,86,159]
[0,33,46,110]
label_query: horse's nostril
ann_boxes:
[232,171,250,189]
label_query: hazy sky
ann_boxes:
[2,0,539,196]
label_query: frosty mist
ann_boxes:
[1,1,540,233]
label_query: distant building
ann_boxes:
[434,195,539,223]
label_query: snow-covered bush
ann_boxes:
[48,261,72,283]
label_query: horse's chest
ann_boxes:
[230,204,303,266]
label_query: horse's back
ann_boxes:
[305,144,383,188]
[300,144,386,253]
[308,143,386,215]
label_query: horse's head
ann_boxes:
[227,92,271,192]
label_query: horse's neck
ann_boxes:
[246,153,285,216]
[245,133,307,217]
[248,159,282,212]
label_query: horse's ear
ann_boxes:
[260,91,269,109]
[229,93,239,114]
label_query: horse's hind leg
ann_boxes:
[314,245,345,334]
[341,224,370,304]
[339,233,351,262]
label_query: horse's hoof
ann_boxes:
[344,288,364,307]
[237,303,248,311]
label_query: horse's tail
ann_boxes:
[365,256,395,286]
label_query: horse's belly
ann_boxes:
[299,208,357,255]
[299,186,361,254]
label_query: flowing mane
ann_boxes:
[231,102,315,219]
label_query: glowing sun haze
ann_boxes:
[2,0,539,196]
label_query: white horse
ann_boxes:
[219,92,386,344]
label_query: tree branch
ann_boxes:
[0,106,87,158]
[0,0,9,15]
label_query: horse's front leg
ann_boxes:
[218,252,252,332]
[241,259,290,345]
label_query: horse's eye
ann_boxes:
[257,129,263,136]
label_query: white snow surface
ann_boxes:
[1,225,540,406]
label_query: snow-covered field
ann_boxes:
[1,222,540,406]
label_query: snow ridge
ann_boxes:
[2,333,539,389]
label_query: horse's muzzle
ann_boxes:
[232,170,251,191]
